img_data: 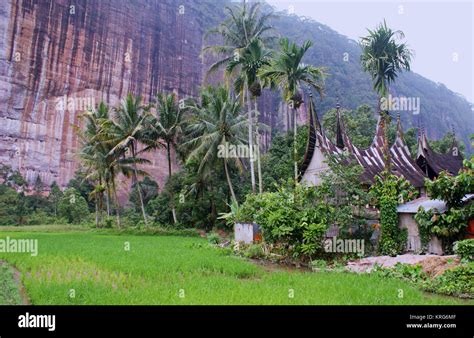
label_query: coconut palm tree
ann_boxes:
[203,1,275,194]
[183,86,248,204]
[76,102,111,227]
[77,102,149,228]
[360,20,412,171]
[203,1,275,79]
[226,38,271,194]
[106,93,154,225]
[151,93,183,223]
[259,38,326,181]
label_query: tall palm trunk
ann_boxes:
[95,198,99,228]
[111,177,121,229]
[245,86,256,193]
[293,108,298,182]
[379,95,391,173]
[167,141,177,224]
[130,144,148,225]
[254,98,263,194]
[105,181,111,217]
[224,159,237,204]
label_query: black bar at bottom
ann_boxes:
[0,305,471,337]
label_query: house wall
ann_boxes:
[301,145,329,186]
[398,213,421,252]
[398,213,444,255]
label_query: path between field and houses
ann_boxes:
[346,254,459,275]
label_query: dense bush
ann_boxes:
[237,182,331,260]
[370,173,414,256]
[414,158,474,252]
[453,239,474,262]
[0,184,20,225]
[58,188,90,224]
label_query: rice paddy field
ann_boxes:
[0,227,471,305]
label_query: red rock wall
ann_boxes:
[0,0,218,191]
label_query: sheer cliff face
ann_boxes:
[0,0,216,189]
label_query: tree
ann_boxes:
[259,37,326,181]
[429,131,466,155]
[129,177,159,213]
[261,126,308,190]
[151,93,183,223]
[107,93,154,225]
[183,86,248,204]
[415,158,474,251]
[67,170,95,211]
[0,184,19,225]
[203,1,275,79]
[48,181,63,217]
[226,38,271,194]
[203,1,276,194]
[0,165,26,189]
[58,188,89,224]
[321,104,418,156]
[360,20,413,171]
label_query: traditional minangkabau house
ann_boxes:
[299,95,467,254]
[300,95,426,192]
[416,127,464,179]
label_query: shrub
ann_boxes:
[453,239,474,262]
[238,182,331,260]
[310,259,328,271]
[371,173,412,256]
[242,243,265,259]
[424,263,474,298]
[25,210,65,225]
[372,262,473,299]
[57,188,90,224]
[207,232,220,245]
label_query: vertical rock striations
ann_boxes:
[0,0,219,190]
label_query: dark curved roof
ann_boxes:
[416,130,463,178]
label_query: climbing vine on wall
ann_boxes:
[370,172,414,256]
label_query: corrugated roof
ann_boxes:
[397,194,474,214]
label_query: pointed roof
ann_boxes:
[416,127,463,177]
[300,103,426,188]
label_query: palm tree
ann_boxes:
[360,20,412,171]
[77,102,148,228]
[183,86,248,204]
[76,102,111,227]
[107,93,154,225]
[259,38,326,181]
[151,93,183,223]
[203,1,275,194]
[203,2,275,79]
[226,38,271,194]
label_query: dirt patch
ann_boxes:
[418,256,460,278]
[346,254,460,274]
[0,260,30,305]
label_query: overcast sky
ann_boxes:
[265,0,473,103]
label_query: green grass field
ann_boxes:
[0,227,471,305]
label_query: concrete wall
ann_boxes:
[398,213,444,255]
